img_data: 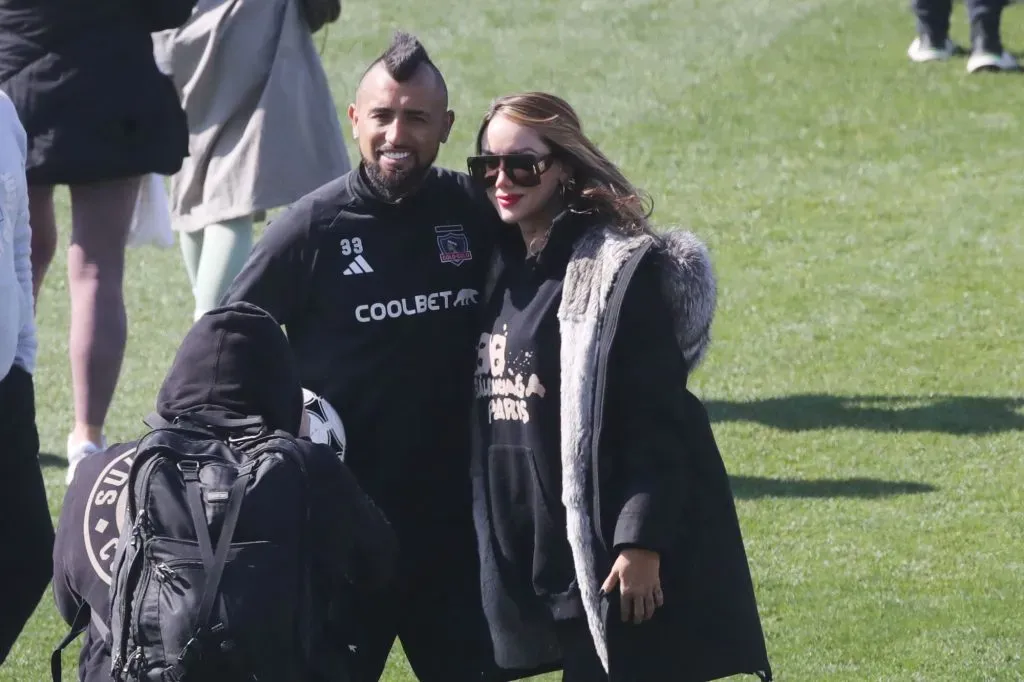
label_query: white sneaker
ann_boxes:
[66,434,106,485]
[908,36,956,62]
[967,50,1020,73]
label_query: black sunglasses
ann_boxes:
[466,153,555,188]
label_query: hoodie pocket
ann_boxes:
[485,444,575,596]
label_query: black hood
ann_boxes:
[155,302,302,435]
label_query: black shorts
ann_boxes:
[0,366,55,663]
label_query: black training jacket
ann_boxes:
[222,165,498,545]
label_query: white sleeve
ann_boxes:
[11,111,36,374]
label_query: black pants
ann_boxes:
[0,366,55,664]
[911,0,1006,43]
[555,619,607,682]
[554,614,672,682]
[341,521,503,682]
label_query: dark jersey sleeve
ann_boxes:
[604,256,690,554]
[51,443,136,625]
[53,483,84,626]
[302,442,399,590]
[220,200,317,328]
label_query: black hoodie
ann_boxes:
[53,302,398,682]
[154,300,304,434]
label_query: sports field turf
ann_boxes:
[5,0,1023,679]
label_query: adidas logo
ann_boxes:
[343,255,374,276]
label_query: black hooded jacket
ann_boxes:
[53,302,398,682]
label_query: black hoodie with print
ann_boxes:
[53,302,398,682]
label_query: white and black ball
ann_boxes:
[301,388,347,459]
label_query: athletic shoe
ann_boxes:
[908,35,956,62]
[967,33,1020,72]
[967,49,1019,72]
[66,434,106,485]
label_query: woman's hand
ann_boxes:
[600,547,664,624]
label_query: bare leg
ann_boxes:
[67,176,141,446]
[27,184,57,303]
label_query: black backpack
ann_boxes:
[103,413,315,681]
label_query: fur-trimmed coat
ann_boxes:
[471,223,773,682]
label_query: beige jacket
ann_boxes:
[154,0,351,232]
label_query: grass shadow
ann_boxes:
[706,394,1024,434]
[39,452,66,469]
[730,476,937,500]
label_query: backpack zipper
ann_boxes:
[112,509,146,676]
[154,562,178,581]
[124,646,143,676]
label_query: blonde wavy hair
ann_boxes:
[475,92,653,234]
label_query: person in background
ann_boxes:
[0,89,55,667]
[467,91,773,682]
[0,0,197,481]
[52,302,398,682]
[153,0,351,321]
[907,0,1018,72]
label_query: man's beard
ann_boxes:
[362,150,437,202]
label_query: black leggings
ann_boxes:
[556,619,607,682]
[0,367,55,663]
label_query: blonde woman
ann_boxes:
[468,92,772,681]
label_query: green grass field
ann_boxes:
[5,0,1024,679]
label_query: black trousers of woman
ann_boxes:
[555,616,670,682]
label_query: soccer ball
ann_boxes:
[301,388,346,459]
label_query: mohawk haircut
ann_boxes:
[361,31,448,101]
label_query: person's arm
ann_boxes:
[8,100,35,376]
[52,489,84,626]
[305,444,399,590]
[608,257,688,553]
[600,256,690,623]
[219,202,317,328]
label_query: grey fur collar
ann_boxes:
[560,225,716,368]
[557,224,716,671]
[654,229,717,370]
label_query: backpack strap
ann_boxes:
[51,602,109,682]
[185,413,266,431]
[143,411,172,429]
[91,608,111,642]
[145,410,266,432]
[171,460,256,679]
